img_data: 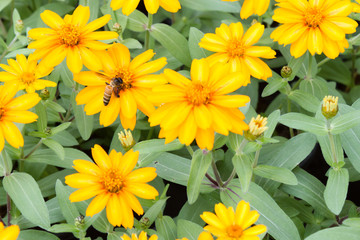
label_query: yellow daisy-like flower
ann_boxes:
[352,0,360,12]
[74,43,167,130]
[271,0,358,59]
[0,222,20,240]
[200,201,267,240]
[65,145,158,228]
[199,22,276,85]
[0,84,40,153]
[178,232,214,240]
[28,5,118,73]
[221,0,270,19]
[148,58,250,150]
[111,0,181,16]
[121,231,158,240]
[0,54,56,93]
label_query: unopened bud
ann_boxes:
[251,19,258,26]
[244,115,268,141]
[40,89,50,100]
[112,23,122,35]
[75,215,85,228]
[140,217,150,229]
[118,129,135,151]
[322,95,338,119]
[15,20,24,33]
[281,66,292,78]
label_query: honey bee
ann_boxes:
[103,77,123,106]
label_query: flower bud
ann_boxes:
[15,20,24,33]
[251,19,258,26]
[75,215,85,228]
[118,129,135,151]
[322,95,338,119]
[244,115,268,141]
[140,217,150,229]
[281,66,292,78]
[40,89,50,100]
[112,23,122,35]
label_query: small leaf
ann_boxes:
[187,150,212,204]
[177,219,203,240]
[60,61,74,87]
[122,38,142,49]
[35,102,47,132]
[42,138,65,160]
[155,216,177,240]
[264,109,280,138]
[330,110,360,135]
[92,209,113,233]
[51,122,72,136]
[0,150,12,176]
[305,227,360,240]
[18,230,60,240]
[133,139,183,154]
[71,91,93,140]
[188,27,212,59]
[254,165,298,185]
[140,198,167,226]
[48,223,78,233]
[324,168,349,215]
[317,134,344,167]
[279,113,327,135]
[45,101,66,113]
[318,58,351,86]
[55,180,80,225]
[180,0,241,12]
[232,154,253,192]
[287,54,307,80]
[288,90,320,113]
[3,172,50,229]
[262,72,287,97]
[151,23,192,67]
[127,10,147,32]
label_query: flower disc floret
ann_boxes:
[28,5,118,73]
[65,145,159,228]
[148,58,250,150]
[0,54,56,93]
[199,22,276,85]
[0,84,40,152]
[271,0,358,59]
[111,0,181,15]
[74,43,167,130]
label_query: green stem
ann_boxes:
[0,35,19,63]
[317,57,330,68]
[144,13,153,50]
[327,120,338,167]
[307,53,313,78]
[257,15,263,24]
[146,127,154,140]
[236,139,248,155]
[211,158,223,187]
[186,145,194,157]
[286,84,294,137]
[223,168,236,188]
[24,139,43,159]
[253,149,260,168]
[7,194,11,226]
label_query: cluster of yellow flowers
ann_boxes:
[0,0,358,239]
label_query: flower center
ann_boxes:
[102,169,124,193]
[58,24,81,46]
[226,225,243,238]
[186,83,211,106]
[21,72,36,84]
[304,8,324,28]
[227,39,245,58]
[109,69,134,93]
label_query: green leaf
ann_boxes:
[187,150,212,204]
[317,134,344,167]
[127,10,147,32]
[122,38,142,49]
[324,168,349,215]
[221,181,301,240]
[3,172,50,229]
[279,113,327,135]
[51,122,72,135]
[180,0,241,12]
[140,198,167,226]
[281,168,334,219]
[287,54,307,80]
[262,72,287,97]
[18,230,60,240]
[343,218,360,227]
[330,110,360,135]
[12,8,21,35]
[71,91,93,140]
[60,61,75,87]
[151,23,192,67]
[318,58,351,86]
[133,139,183,154]
[232,154,253,192]
[42,138,65,160]
[0,0,11,12]
[38,169,74,198]
[305,227,360,240]
[288,90,321,113]
[45,101,66,113]
[299,77,328,100]
[50,131,78,147]
[155,216,177,240]
[55,180,80,225]
[188,27,212,59]
[0,150,13,176]
[48,223,78,233]
[177,219,203,240]
[92,209,113,233]
[26,148,92,169]
[264,109,280,138]
[254,165,298,185]
[35,102,47,132]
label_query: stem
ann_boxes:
[307,53,313,78]
[146,127,154,140]
[186,145,194,157]
[211,158,223,187]
[317,57,331,68]
[171,13,176,24]
[0,35,19,63]
[257,15,263,24]
[205,173,218,186]
[223,168,236,188]
[24,139,43,159]
[144,13,153,50]
[253,149,260,168]
[236,139,248,155]
[286,84,294,138]
[327,120,338,167]
[7,194,11,226]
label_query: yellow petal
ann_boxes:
[86,193,111,216]
[0,121,23,148]
[106,194,123,226]
[242,23,264,46]
[195,127,214,150]
[91,144,112,170]
[118,149,139,176]
[73,159,102,176]
[130,50,155,71]
[6,93,40,110]
[108,43,130,68]
[243,225,267,236]
[120,90,137,119]
[79,47,102,72]
[82,14,112,34]
[65,173,99,188]
[122,0,141,16]
[66,46,83,73]
[3,110,38,123]
[125,183,159,199]
[190,59,209,84]
[121,191,144,215]
[194,104,212,129]
[40,10,64,29]
[99,95,120,127]
[133,57,167,78]
[178,111,197,145]
[71,5,90,27]
[144,0,160,14]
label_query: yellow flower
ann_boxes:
[271,0,358,59]
[0,54,56,93]
[200,201,267,240]
[28,5,118,73]
[244,115,268,141]
[322,95,338,119]
[111,0,181,16]
[65,145,158,228]
[178,232,214,240]
[0,84,40,152]
[74,43,167,129]
[121,231,158,240]
[199,22,276,85]
[148,59,250,150]
[353,0,360,12]
[221,0,270,19]
[0,222,20,240]
[118,129,135,150]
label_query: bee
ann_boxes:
[103,77,123,106]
